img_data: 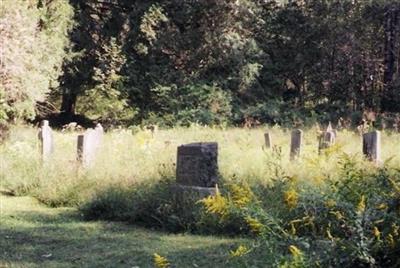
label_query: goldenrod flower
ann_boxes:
[288,175,298,183]
[357,195,366,213]
[290,222,296,235]
[392,224,399,237]
[229,184,253,208]
[376,203,388,210]
[284,189,299,210]
[230,245,250,257]
[329,210,345,220]
[289,245,302,258]
[388,178,400,194]
[325,199,336,208]
[373,226,381,239]
[387,234,395,248]
[312,175,324,185]
[245,216,264,235]
[326,227,334,241]
[200,185,228,217]
[153,253,169,268]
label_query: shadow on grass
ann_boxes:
[1,196,250,268]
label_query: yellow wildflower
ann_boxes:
[325,199,336,208]
[326,225,334,241]
[136,131,153,146]
[288,175,298,183]
[357,195,366,213]
[229,184,253,208]
[387,234,395,248]
[392,224,399,237]
[200,185,228,217]
[245,216,264,235]
[289,245,302,258]
[329,210,345,220]
[312,175,324,185]
[284,189,299,210]
[376,203,388,210]
[153,253,170,268]
[230,245,251,258]
[290,223,296,235]
[388,178,400,194]
[373,226,381,239]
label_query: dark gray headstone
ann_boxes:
[38,120,53,161]
[319,130,336,153]
[363,130,381,163]
[264,132,272,149]
[176,142,218,187]
[290,129,303,161]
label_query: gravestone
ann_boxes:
[175,142,218,196]
[363,130,381,163]
[319,131,336,153]
[319,123,336,153]
[94,123,104,149]
[290,129,303,161]
[77,129,98,167]
[264,132,272,149]
[38,120,53,161]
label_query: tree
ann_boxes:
[0,0,73,125]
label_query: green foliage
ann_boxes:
[3,0,400,127]
[76,38,137,123]
[0,0,73,123]
[148,83,232,126]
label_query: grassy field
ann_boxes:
[2,124,399,206]
[2,124,400,267]
[0,193,255,268]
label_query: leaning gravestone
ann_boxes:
[290,129,303,161]
[38,120,53,162]
[363,130,381,163]
[175,142,218,196]
[77,129,98,167]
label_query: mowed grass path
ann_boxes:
[0,193,249,268]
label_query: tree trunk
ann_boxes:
[383,5,398,86]
[60,89,77,117]
[382,4,400,111]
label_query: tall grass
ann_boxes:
[1,124,399,207]
[3,124,400,266]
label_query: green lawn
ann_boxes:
[0,193,251,268]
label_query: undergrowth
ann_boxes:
[2,124,400,266]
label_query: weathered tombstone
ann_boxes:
[38,120,53,161]
[326,122,333,132]
[175,142,218,196]
[77,129,97,167]
[326,122,337,138]
[290,129,303,161]
[319,123,336,153]
[363,130,381,163]
[264,132,272,149]
[319,131,336,153]
[94,123,104,149]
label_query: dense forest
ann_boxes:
[1,0,400,129]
